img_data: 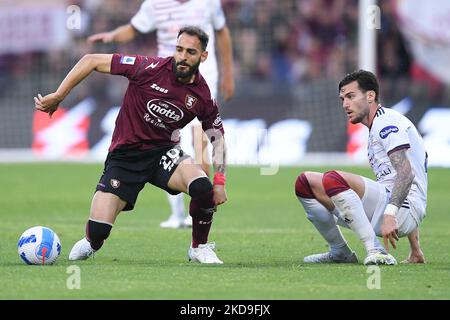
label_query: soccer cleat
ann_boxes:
[364,251,397,265]
[188,242,223,264]
[69,238,94,261]
[160,217,186,229]
[303,251,358,264]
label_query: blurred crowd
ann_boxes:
[226,0,416,83]
[0,0,416,83]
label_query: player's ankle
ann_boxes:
[330,244,353,257]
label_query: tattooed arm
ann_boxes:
[211,136,227,175]
[381,148,415,251]
[388,148,415,208]
[201,103,227,207]
[209,134,227,207]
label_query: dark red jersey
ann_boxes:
[109,54,224,152]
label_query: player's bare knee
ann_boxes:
[305,171,326,189]
[322,170,351,197]
[333,171,365,198]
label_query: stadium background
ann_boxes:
[1,0,450,302]
[1,0,450,167]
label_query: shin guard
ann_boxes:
[85,219,112,251]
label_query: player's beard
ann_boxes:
[350,108,369,124]
[173,58,201,82]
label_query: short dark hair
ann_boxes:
[338,70,380,102]
[177,26,209,52]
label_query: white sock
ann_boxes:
[167,193,185,220]
[330,189,384,254]
[298,197,352,256]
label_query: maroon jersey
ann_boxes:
[109,54,224,152]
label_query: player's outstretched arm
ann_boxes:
[87,24,137,44]
[34,54,113,117]
[381,148,415,251]
[210,135,227,207]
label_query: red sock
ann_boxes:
[189,190,215,248]
[322,170,350,197]
[295,173,315,198]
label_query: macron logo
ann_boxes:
[120,56,136,65]
[379,125,399,139]
[145,61,160,70]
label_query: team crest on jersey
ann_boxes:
[379,125,399,139]
[110,179,120,189]
[185,94,198,110]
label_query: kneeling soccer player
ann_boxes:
[295,70,427,265]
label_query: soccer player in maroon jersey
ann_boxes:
[88,0,235,230]
[34,26,227,264]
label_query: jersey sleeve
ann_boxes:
[198,98,225,141]
[130,0,156,34]
[110,54,154,81]
[376,116,411,155]
[210,0,226,30]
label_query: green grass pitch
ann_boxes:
[0,163,449,299]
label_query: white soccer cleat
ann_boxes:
[188,242,223,264]
[364,251,397,265]
[160,216,188,229]
[69,238,94,261]
[303,251,358,264]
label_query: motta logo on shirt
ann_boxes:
[146,99,184,123]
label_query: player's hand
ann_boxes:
[34,92,62,118]
[220,72,235,102]
[381,214,399,252]
[401,249,426,264]
[213,184,227,208]
[87,32,114,43]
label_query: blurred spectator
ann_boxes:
[0,0,423,96]
[377,1,411,77]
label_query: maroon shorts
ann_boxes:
[96,145,190,211]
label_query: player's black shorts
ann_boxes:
[95,145,190,211]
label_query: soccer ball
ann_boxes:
[18,226,61,265]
